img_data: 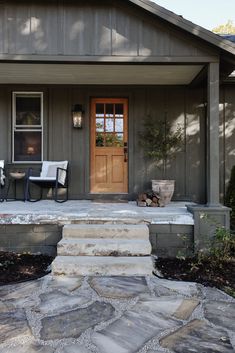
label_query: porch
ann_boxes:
[0,200,194,225]
[0,201,194,258]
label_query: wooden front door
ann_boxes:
[90,98,128,193]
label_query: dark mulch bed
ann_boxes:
[155,257,235,297]
[0,251,54,285]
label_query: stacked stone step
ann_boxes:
[52,224,153,276]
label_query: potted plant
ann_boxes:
[139,115,183,205]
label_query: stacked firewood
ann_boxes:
[137,191,162,207]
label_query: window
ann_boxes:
[12,92,43,163]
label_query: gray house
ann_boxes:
[0,1,235,221]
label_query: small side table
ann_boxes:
[5,172,26,202]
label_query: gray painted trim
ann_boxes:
[207,63,220,206]
[0,54,219,63]
[128,0,235,58]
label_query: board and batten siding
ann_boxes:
[0,0,215,58]
[220,85,235,200]
[0,84,206,202]
[1,84,234,202]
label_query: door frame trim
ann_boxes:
[90,97,129,194]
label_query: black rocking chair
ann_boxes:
[25,161,69,203]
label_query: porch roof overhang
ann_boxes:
[0,63,204,85]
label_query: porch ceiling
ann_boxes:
[0,63,203,85]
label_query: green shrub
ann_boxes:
[225,165,235,229]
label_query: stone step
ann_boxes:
[63,224,149,240]
[57,238,151,256]
[52,256,153,276]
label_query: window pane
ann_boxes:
[96,104,104,117]
[115,119,123,132]
[105,133,124,147]
[14,131,42,161]
[105,133,114,147]
[116,133,124,147]
[96,133,104,147]
[96,118,104,132]
[16,95,41,126]
[105,118,114,132]
[106,104,114,117]
[115,104,124,117]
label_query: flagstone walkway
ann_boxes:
[0,275,234,353]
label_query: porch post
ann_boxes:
[187,62,231,252]
[207,62,220,207]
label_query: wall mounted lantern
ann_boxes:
[72,104,83,129]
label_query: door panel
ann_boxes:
[91,98,128,193]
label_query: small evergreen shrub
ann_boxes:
[225,165,235,229]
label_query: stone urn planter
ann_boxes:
[151,179,175,206]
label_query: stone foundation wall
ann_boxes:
[149,224,194,258]
[0,224,62,256]
[0,223,194,258]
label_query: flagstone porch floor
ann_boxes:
[0,201,194,225]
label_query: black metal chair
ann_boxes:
[25,161,69,203]
[0,160,5,202]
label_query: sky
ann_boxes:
[152,0,235,31]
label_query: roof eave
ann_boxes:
[128,0,235,57]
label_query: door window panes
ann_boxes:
[106,119,114,132]
[106,104,114,117]
[95,103,125,147]
[96,104,104,117]
[115,104,124,117]
[115,119,123,132]
[96,133,105,147]
[96,118,104,132]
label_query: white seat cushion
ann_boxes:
[29,176,56,182]
[0,160,5,186]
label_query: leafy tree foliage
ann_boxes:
[139,116,183,162]
[212,20,235,34]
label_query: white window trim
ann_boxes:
[12,91,43,164]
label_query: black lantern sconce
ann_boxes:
[72,104,83,129]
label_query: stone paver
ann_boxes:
[0,275,234,353]
[40,301,115,340]
[60,344,92,353]
[89,276,149,298]
[173,299,200,320]
[203,287,234,302]
[160,319,234,353]
[92,309,179,353]
[47,276,83,292]
[0,343,55,353]
[36,289,92,315]
[204,301,235,332]
[152,277,199,297]
[134,295,198,320]
[0,310,32,343]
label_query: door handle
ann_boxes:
[124,142,128,162]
